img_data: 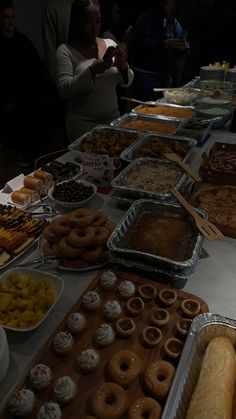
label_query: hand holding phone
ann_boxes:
[103,46,117,61]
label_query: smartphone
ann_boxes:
[103,46,117,61]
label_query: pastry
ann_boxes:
[100,270,118,290]
[164,338,184,359]
[138,284,157,301]
[128,396,162,419]
[150,308,170,327]
[118,280,136,299]
[66,312,86,334]
[30,363,52,390]
[37,402,62,419]
[159,288,177,306]
[144,360,175,400]
[77,348,100,373]
[126,297,145,315]
[142,326,163,347]
[91,382,128,419]
[103,300,122,320]
[115,317,136,338]
[94,323,115,347]
[53,331,74,354]
[10,388,35,417]
[108,349,141,388]
[176,318,192,337]
[83,291,101,311]
[181,298,201,318]
[53,376,77,405]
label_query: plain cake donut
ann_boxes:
[108,349,141,388]
[67,226,95,248]
[128,396,162,419]
[66,208,94,227]
[90,211,107,226]
[91,382,128,419]
[144,360,175,400]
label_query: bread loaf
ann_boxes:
[186,336,236,419]
[19,188,39,203]
[11,191,31,206]
[34,169,54,187]
[23,176,43,192]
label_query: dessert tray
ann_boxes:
[0,269,209,418]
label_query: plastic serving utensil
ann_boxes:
[169,188,224,241]
[164,152,202,182]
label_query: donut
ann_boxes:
[91,382,128,419]
[159,288,177,306]
[93,226,110,246]
[144,360,175,400]
[42,225,60,243]
[80,245,104,263]
[90,211,107,226]
[52,242,64,257]
[66,208,94,227]
[42,241,54,255]
[67,226,95,248]
[58,237,84,258]
[128,396,162,419]
[108,349,141,388]
[50,216,71,236]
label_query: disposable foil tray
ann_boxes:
[162,313,236,419]
[110,112,181,134]
[132,102,196,120]
[111,157,189,202]
[120,133,197,163]
[107,199,205,276]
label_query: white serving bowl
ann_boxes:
[0,326,9,382]
[48,179,97,209]
[196,105,232,128]
[163,88,200,105]
[0,268,64,332]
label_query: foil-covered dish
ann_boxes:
[120,133,196,163]
[107,199,205,277]
[132,102,196,120]
[110,112,182,135]
[111,158,189,202]
[162,313,236,419]
[188,78,236,92]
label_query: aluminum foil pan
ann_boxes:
[120,133,197,163]
[131,102,196,120]
[107,199,205,276]
[162,313,236,419]
[188,78,236,92]
[111,157,189,202]
[110,112,182,134]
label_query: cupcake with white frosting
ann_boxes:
[118,280,136,300]
[100,271,117,290]
[77,348,100,373]
[103,300,122,320]
[10,388,35,417]
[30,363,52,390]
[37,402,62,419]
[66,312,86,334]
[83,291,101,311]
[94,323,115,347]
[53,331,74,354]
[53,376,77,405]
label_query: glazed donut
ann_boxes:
[42,225,60,243]
[42,241,54,255]
[50,216,71,236]
[67,227,95,248]
[80,245,104,263]
[91,382,128,419]
[108,349,141,388]
[128,396,162,419]
[144,360,175,400]
[90,211,107,226]
[66,208,94,227]
[58,237,84,258]
[93,226,110,246]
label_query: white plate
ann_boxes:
[0,267,64,332]
[47,179,97,209]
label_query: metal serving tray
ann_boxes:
[188,78,236,92]
[107,199,205,276]
[162,313,236,419]
[132,102,196,120]
[111,157,189,202]
[110,112,182,135]
[177,118,213,145]
[120,133,197,163]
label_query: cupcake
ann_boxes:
[37,402,62,419]
[118,280,136,299]
[53,376,77,405]
[30,363,52,390]
[77,348,100,373]
[103,300,122,320]
[94,323,115,347]
[83,291,101,311]
[53,331,74,354]
[10,388,35,417]
[100,271,118,290]
[66,312,86,334]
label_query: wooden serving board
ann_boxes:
[1,269,209,418]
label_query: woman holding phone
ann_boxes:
[55,0,134,142]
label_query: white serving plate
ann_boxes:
[0,326,9,382]
[0,268,64,332]
[47,179,97,209]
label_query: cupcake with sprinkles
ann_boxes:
[77,348,100,373]
[66,312,86,334]
[37,402,62,419]
[53,376,77,405]
[83,291,101,311]
[30,363,52,390]
[10,388,35,417]
[53,331,74,354]
[100,271,118,290]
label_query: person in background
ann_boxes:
[130,0,189,101]
[0,2,43,167]
[55,0,134,142]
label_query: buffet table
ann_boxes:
[0,127,236,408]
